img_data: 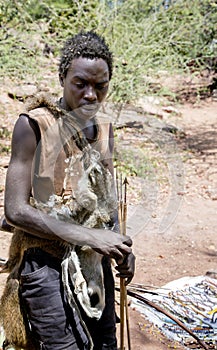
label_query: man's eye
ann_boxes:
[96,84,108,90]
[76,83,85,88]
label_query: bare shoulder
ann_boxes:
[11,114,39,158]
[12,114,39,140]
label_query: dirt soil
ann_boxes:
[0,78,217,350]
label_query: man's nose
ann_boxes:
[84,86,97,101]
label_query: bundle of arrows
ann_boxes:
[116,169,131,350]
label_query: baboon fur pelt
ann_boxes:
[0,93,117,350]
[1,276,37,350]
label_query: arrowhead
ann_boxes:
[123,177,129,185]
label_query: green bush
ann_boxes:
[0,0,216,102]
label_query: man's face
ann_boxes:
[60,57,110,125]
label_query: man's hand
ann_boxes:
[115,252,135,285]
[92,230,132,262]
[91,229,135,284]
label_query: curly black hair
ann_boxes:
[59,31,113,80]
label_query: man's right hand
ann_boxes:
[90,229,132,262]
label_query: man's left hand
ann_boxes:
[115,252,135,285]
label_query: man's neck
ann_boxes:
[82,119,98,143]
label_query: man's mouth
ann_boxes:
[79,104,100,117]
[81,104,98,111]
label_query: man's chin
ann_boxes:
[76,106,100,119]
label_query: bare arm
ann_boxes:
[4,115,132,261]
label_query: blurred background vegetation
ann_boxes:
[0,0,217,102]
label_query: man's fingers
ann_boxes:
[115,251,135,283]
[109,247,125,261]
[122,237,132,247]
[119,244,132,254]
[115,265,129,273]
[125,276,133,285]
[115,273,133,285]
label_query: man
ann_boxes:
[3,31,135,350]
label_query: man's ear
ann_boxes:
[59,74,64,87]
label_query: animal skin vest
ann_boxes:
[25,106,113,203]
